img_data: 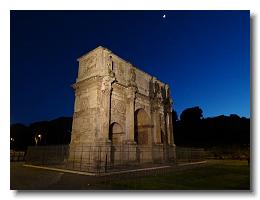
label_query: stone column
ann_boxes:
[91,75,115,172]
[153,107,161,144]
[167,110,176,162]
[167,112,174,145]
[99,75,115,142]
[151,109,157,144]
[125,86,137,143]
[165,85,174,145]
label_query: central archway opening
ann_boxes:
[134,109,151,145]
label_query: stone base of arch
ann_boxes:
[69,142,175,172]
[68,141,112,173]
[26,142,176,174]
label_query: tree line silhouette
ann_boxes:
[11,117,72,150]
[10,107,250,152]
[173,107,250,148]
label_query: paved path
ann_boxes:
[11,162,100,190]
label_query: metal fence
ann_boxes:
[10,150,25,162]
[175,147,206,163]
[25,145,205,174]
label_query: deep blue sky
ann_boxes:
[11,11,250,125]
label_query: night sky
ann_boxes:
[10,10,250,125]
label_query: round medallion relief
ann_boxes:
[116,101,126,114]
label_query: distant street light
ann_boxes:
[35,134,42,146]
[11,138,14,142]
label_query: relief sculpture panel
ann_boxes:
[111,97,126,128]
[111,98,126,115]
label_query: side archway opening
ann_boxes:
[109,122,124,145]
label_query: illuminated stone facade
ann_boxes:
[69,46,175,167]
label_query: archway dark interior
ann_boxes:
[134,109,151,145]
[109,122,123,145]
[161,130,164,144]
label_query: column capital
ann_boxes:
[101,75,116,95]
[126,86,138,100]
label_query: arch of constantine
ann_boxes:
[69,46,176,170]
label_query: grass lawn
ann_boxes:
[101,160,250,190]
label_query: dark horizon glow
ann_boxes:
[11,11,250,125]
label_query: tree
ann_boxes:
[10,124,33,150]
[180,106,203,123]
[29,117,72,145]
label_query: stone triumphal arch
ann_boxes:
[69,46,176,169]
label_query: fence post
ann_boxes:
[105,154,107,173]
[73,150,75,169]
